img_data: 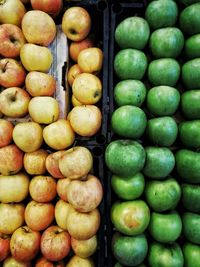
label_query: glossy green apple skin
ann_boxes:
[183,242,200,267]
[182,212,200,245]
[182,183,200,213]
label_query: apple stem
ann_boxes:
[22,227,30,233]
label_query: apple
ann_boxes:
[69,105,102,136]
[57,178,70,201]
[0,172,29,203]
[0,203,24,234]
[43,119,75,150]
[35,257,64,267]
[28,96,60,124]
[59,146,93,179]
[25,200,54,231]
[29,175,57,202]
[0,0,26,26]
[46,151,65,179]
[0,58,26,88]
[0,119,13,148]
[0,144,23,175]
[31,0,63,18]
[55,200,72,230]
[0,87,30,118]
[0,233,10,261]
[78,48,103,74]
[0,24,26,58]
[25,71,56,97]
[10,226,41,262]
[69,38,94,62]
[20,43,53,72]
[71,95,83,107]
[67,174,103,212]
[67,64,82,87]
[62,7,91,41]
[72,73,102,104]
[66,256,94,267]
[41,225,71,261]
[13,122,43,152]
[71,235,97,258]
[3,256,31,267]
[66,206,100,240]
[24,149,48,175]
[22,10,56,46]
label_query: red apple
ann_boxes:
[41,225,71,261]
[0,24,26,58]
[0,119,13,148]
[35,257,64,267]
[0,58,26,88]
[0,87,31,118]
[46,151,65,179]
[25,71,56,97]
[67,64,82,87]
[10,226,41,262]
[0,203,25,235]
[62,7,91,41]
[23,149,48,175]
[31,0,63,18]
[29,175,57,203]
[57,178,70,201]
[0,144,23,175]
[3,256,31,267]
[25,200,54,231]
[0,0,26,27]
[69,38,94,62]
[22,10,56,46]
[0,233,10,261]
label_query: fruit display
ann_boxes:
[0,0,106,265]
[106,0,200,266]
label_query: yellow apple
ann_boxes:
[0,119,13,148]
[3,256,31,267]
[62,7,91,41]
[72,73,102,104]
[13,122,43,152]
[69,105,102,136]
[20,43,53,72]
[22,10,56,46]
[23,149,48,175]
[66,256,94,267]
[0,172,29,203]
[69,38,94,62]
[25,200,54,231]
[66,206,100,240]
[78,47,103,74]
[0,203,24,234]
[71,95,83,107]
[71,235,97,258]
[43,119,75,150]
[67,64,82,87]
[57,178,70,201]
[55,200,71,231]
[59,146,93,179]
[46,151,65,179]
[28,96,60,124]
[67,174,103,212]
[25,71,56,97]
[29,175,57,203]
[0,0,26,26]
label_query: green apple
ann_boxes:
[181,90,200,119]
[182,183,200,213]
[111,200,150,236]
[114,49,147,80]
[105,140,146,178]
[182,212,200,244]
[183,242,200,267]
[114,80,146,107]
[111,106,147,139]
[111,173,145,200]
[179,120,200,149]
[112,232,148,266]
[115,17,150,50]
[145,178,181,212]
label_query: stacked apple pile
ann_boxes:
[65,7,104,137]
[0,1,103,266]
